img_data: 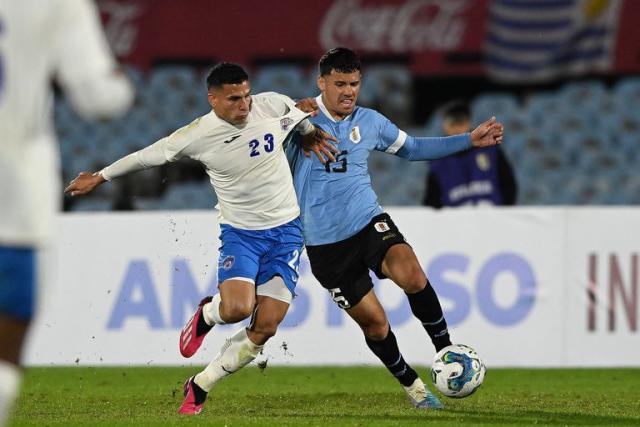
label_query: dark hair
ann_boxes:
[442,100,471,123]
[206,62,249,89]
[319,47,362,76]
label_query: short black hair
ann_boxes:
[319,47,362,76]
[206,62,249,89]
[442,100,471,123]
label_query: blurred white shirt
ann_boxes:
[0,0,133,246]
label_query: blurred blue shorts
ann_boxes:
[0,246,35,320]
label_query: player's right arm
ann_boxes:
[54,0,133,119]
[65,117,202,196]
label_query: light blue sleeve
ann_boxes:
[395,133,472,160]
[374,111,472,160]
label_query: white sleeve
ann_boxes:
[100,137,172,181]
[100,117,203,180]
[261,93,314,135]
[295,119,314,135]
[54,0,134,120]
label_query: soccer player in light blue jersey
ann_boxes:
[287,48,503,409]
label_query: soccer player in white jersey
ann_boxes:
[65,62,337,415]
[0,0,134,424]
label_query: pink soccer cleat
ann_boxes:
[178,376,207,415]
[179,296,214,358]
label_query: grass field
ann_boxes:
[9,366,640,426]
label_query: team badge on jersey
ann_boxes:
[349,126,361,143]
[374,221,390,233]
[280,117,294,130]
[222,255,235,270]
[476,153,491,171]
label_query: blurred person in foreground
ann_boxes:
[0,0,133,425]
[423,101,517,208]
[285,48,503,409]
[65,62,337,415]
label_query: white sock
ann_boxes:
[202,293,225,325]
[194,328,262,392]
[0,361,21,427]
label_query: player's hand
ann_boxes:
[64,172,106,196]
[295,98,319,117]
[470,116,504,147]
[301,127,339,163]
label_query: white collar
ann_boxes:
[316,95,354,122]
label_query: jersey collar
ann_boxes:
[316,95,354,122]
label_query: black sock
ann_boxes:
[406,281,452,352]
[365,328,418,387]
[190,378,208,404]
[196,314,213,337]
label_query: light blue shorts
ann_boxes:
[0,246,36,320]
[217,217,303,296]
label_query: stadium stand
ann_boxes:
[58,66,640,210]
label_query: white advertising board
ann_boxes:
[23,208,640,367]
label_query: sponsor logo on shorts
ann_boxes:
[222,255,235,270]
[280,117,294,130]
[374,221,390,233]
[382,233,397,240]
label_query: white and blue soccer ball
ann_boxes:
[431,344,486,398]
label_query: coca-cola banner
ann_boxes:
[98,0,640,77]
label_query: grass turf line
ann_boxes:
[9,367,640,426]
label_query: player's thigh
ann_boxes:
[345,289,389,339]
[255,218,304,296]
[361,213,427,289]
[306,241,372,310]
[217,224,264,293]
[218,279,256,317]
[256,243,302,298]
[380,243,427,291]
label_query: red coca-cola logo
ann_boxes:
[98,0,143,58]
[320,0,470,53]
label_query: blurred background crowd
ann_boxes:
[60,0,640,211]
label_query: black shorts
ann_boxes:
[306,213,407,309]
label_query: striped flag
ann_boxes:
[485,0,623,82]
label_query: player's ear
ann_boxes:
[207,91,216,109]
[317,75,325,92]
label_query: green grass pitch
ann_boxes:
[9,367,640,426]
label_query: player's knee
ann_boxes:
[397,264,427,293]
[361,319,389,341]
[220,301,255,322]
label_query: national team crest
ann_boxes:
[280,117,294,130]
[349,126,361,143]
[222,255,235,270]
[374,221,390,233]
[476,153,491,171]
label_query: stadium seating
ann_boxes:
[56,66,640,209]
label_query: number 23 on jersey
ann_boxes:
[249,133,274,157]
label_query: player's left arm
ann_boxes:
[265,93,337,162]
[378,115,504,161]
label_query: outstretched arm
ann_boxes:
[392,117,504,161]
[64,136,173,196]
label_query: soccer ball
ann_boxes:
[431,344,486,398]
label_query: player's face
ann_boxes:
[208,81,252,125]
[443,118,471,136]
[317,70,361,120]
